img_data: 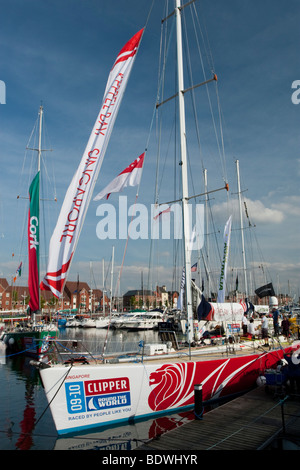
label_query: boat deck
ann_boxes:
[49,335,290,367]
[134,386,300,451]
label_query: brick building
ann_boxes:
[0,277,108,313]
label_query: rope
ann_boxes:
[15,362,74,449]
[0,340,55,358]
[194,406,204,420]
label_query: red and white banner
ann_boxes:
[93,152,144,200]
[40,29,144,298]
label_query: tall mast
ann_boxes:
[37,105,42,309]
[175,0,193,343]
[236,159,248,298]
[38,105,43,172]
[27,105,43,322]
[110,246,114,314]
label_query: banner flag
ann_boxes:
[217,215,232,303]
[13,261,22,283]
[255,282,275,299]
[197,294,214,321]
[94,152,144,200]
[177,268,186,311]
[40,29,144,298]
[28,172,40,311]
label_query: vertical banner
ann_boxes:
[217,215,232,304]
[177,267,185,311]
[40,29,144,298]
[28,172,40,311]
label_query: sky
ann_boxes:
[0,0,299,302]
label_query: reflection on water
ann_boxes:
[0,328,195,450]
[0,354,57,450]
[54,411,194,451]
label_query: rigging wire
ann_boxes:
[12,109,57,290]
[147,1,234,298]
[189,3,228,185]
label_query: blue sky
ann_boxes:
[0,0,299,301]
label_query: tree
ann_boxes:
[130,296,137,309]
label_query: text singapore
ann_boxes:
[95,195,204,249]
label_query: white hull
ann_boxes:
[66,319,82,328]
[0,339,6,364]
[38,338,293,435]
[95,317,110,329]
[122,314,164,331]
[82,319,96,328]
[110,312,148,330]
[123,322,162,330]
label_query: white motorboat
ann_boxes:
[110,310,148,329]
[81,318,96,328]
[95,317,110,329]
[65,317,82,328]
[122,312,165,330]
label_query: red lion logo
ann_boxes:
[148,362,197,411]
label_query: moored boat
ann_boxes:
[95,316,110,329]
[3,324,57,360]
[81,318,97,328]
[122,312,165,330]
[110,310,148,329]
[34,1,299,436]
[37,333,297,435]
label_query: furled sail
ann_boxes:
[40,29,144,298]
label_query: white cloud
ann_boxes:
[212,197,284,225]
[273,195,300,217]
[245,199,284,224]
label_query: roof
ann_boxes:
[0,278,9,290]
[123,289,156,297]
[64,281,91,295]
[157,285,167,293]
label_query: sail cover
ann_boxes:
[40,29,144,298]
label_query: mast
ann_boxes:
[37,105,43,173]
[110,246,114,314]
[37,105,42,311]
[175,0,194,344]
[102,258,105,315]
[236,159,248,298]
[28,105,43,321]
